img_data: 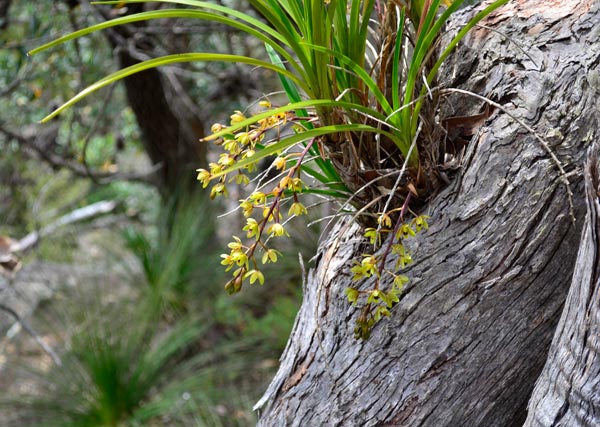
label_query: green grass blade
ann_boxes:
[207,99,388,140]
[302,43,393,115]
[212,123,401,179]
[411,0,509,132]
[265,43,304,104]
[392,7,406,112]
[38,53,307,123]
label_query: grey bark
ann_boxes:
[256,1,600,426]
[523,145,600,427]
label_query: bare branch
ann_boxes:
[11,200,119,253]
[0,123,161,185]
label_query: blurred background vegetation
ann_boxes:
[0,1,318,425]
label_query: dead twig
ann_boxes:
[11,200,119,254]
[442,88,575,223]
[0,303,62,366]
[0,123,161,185]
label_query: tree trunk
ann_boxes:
[116,49,207,192]
[255,1,600,426]
[523,145,600,427]
[0,0,10,30]
[101,4,207,193]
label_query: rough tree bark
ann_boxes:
[255,1,600,426]
[524,146,600,426]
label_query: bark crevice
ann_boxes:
[524,145,600,427]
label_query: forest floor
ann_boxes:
[0,226,139,420]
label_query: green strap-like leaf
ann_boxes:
[411,0,510,134]
[265,44,304,105]
[208,99,389,140]
[301,43,393,116]
[37,53,307,123]
[30,8,304,81]
[392,7,406,112]
[212,123,402,179]
[92,0,286,44]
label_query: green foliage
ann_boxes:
[215,290,301,354]
[1,1,128,142]
[123,190,216,314]
[2,4,306,425]
[244,293,300,351]
[0,188,299,427]
[1,296,272,427]
[29,0,509,339]
[0,1,145,234]
[0,147,34,229]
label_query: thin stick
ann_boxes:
[375,122,421,241]
[12,200,118,253]
[0,303,62,366]
[443,87,575,223]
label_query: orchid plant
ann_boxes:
[31,0,508,338]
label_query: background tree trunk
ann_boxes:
[101,3,207,194]
[524,145,600,427]
[255,1,600,426]
[0,0,10,30]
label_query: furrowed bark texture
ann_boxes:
[256,1,600,426]
[523,145,600,427]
